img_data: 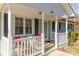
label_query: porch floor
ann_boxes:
[45,40,55,52]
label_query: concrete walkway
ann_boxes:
[47,50,73,56]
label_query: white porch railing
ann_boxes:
[58,33,66,46]
[12,36,42,56]
[1,36,8,56]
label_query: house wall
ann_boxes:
[74,24,79,33]
[49,20,74,46]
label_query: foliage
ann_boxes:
[68,32,79,46]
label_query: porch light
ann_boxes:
[50,11,54,14]
[39,11,42,15]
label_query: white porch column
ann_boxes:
[55,16,58,48]
[1,7,4,56]
[66,18,68,47]
[7,4,12,56]
[41,12,45,54]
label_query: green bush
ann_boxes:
[68,32,79,46]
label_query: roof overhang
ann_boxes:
[69,3,79,17]
[59,3,76,18]
[1,3,78,19]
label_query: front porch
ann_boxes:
[0,4,70,56]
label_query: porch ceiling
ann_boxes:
[21,3,67,17]
[2,3,79,20]
[3,3,65,20]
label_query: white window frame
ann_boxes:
[13,15,34,36]
[15,16,24,35]
[25,18,33,35]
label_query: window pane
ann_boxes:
[25,19,32,34]
[15,17,23,35]
[68,24,74,32]
[52,22,55,32]
[59,22,61,30]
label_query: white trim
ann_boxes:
[47,21,49,41]
[32,19,34,35]
[1,10,4,56]
[7,4,13,56]
[41,12,45,54]
[66,18,68,46]
[1,8,4,36]
[38,19,41,33]
[50,20,53,41]
[44,21,48,41]
[55,16,58,48]
[23,18,26,35]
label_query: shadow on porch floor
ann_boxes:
[45,40,55,52]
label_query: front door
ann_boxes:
[44,21,48,41]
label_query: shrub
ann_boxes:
[68,32,79,46]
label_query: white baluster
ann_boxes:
[21,40,23,56]
[27,39,28,56]
[29,38,31,55]
[37,37,39,52]
[17,41,19,56]
[32,38,33,55]
[24,40,26,56]
[33,38,35,54]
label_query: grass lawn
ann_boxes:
[59,40,79,56]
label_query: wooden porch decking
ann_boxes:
[45,40,55,52]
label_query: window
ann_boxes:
[59,22,61,30]
[15,17,23,35]
[52,22,55,32]
[68,24,74,32]
[72,24,74,31]
[25,19,32,34]
[4,13,8,37]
